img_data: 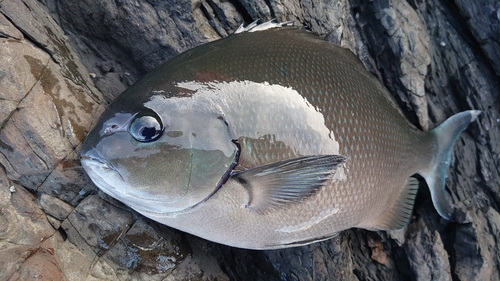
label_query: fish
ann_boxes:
[80,22,480,249]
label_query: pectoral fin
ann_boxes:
[230,155,348,213]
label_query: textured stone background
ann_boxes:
[0,0,499,280]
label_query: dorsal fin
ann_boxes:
[234,20,294,34]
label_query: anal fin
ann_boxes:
[275,232,340,249]
[376,177,419,230]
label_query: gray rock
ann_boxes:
[0,11,23,39]
[454,0,500,76]
[0,37,102,195]
[0,170,66,280]
[405,218,452,281]
[55,0,211,101]
[37,151,97,205]
[454,209,500,280]
[0,0,499,280]
[0,0,100,99]
[100,219,189,278]
[62,195,134,256]
[350,0,431,130]
[39,193,75,221]
[46,214,63,229]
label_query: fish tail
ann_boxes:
[420,110,480,220]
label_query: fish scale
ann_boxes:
[80,26,480,249]
[230,37,404,161]
[222,29,414,226]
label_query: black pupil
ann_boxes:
[140,126,157,140]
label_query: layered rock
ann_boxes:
[0,0,498,280]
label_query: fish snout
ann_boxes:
[80,149,116,172]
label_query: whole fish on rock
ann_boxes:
[80,22,480,249]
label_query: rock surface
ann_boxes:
[0,0,498,280]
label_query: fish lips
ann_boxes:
[81,150,116,172]
[80,150,145,206]
[80,149,125,197]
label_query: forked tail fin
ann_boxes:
[420,110,480,220]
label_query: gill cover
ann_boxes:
[81,90,239,213]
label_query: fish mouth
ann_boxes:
[80,149,125,196]
[80,149,117,173]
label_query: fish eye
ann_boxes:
[128,109,164,142]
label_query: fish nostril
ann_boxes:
[103,124,120,136]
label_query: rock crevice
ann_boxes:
[0,0,498,280]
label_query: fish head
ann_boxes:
[80,89,238,214]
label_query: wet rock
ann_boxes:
[0,0,99,97]
[404,218,452,281]
[92,72,128,103]
[454,209,500,280]
[62,195,134,257]
[0,39,41,128]
[0,169,65,281]
[0,38,100,194]
[46,215,63,229]
[1,0,499,280]
[100,219,190,279]
[55,0,211,101]
[39,193,74,221]
[198,0,242,37]
[57,195,226,280]
[350,0,431,130]
[0,11,23,39]
[0,0,104,202]
[37,152,97,205]
[55,238,115,281]
[454,0,500,76]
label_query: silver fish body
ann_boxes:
[80,27,479,249]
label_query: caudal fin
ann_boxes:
[420,110,480,220]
